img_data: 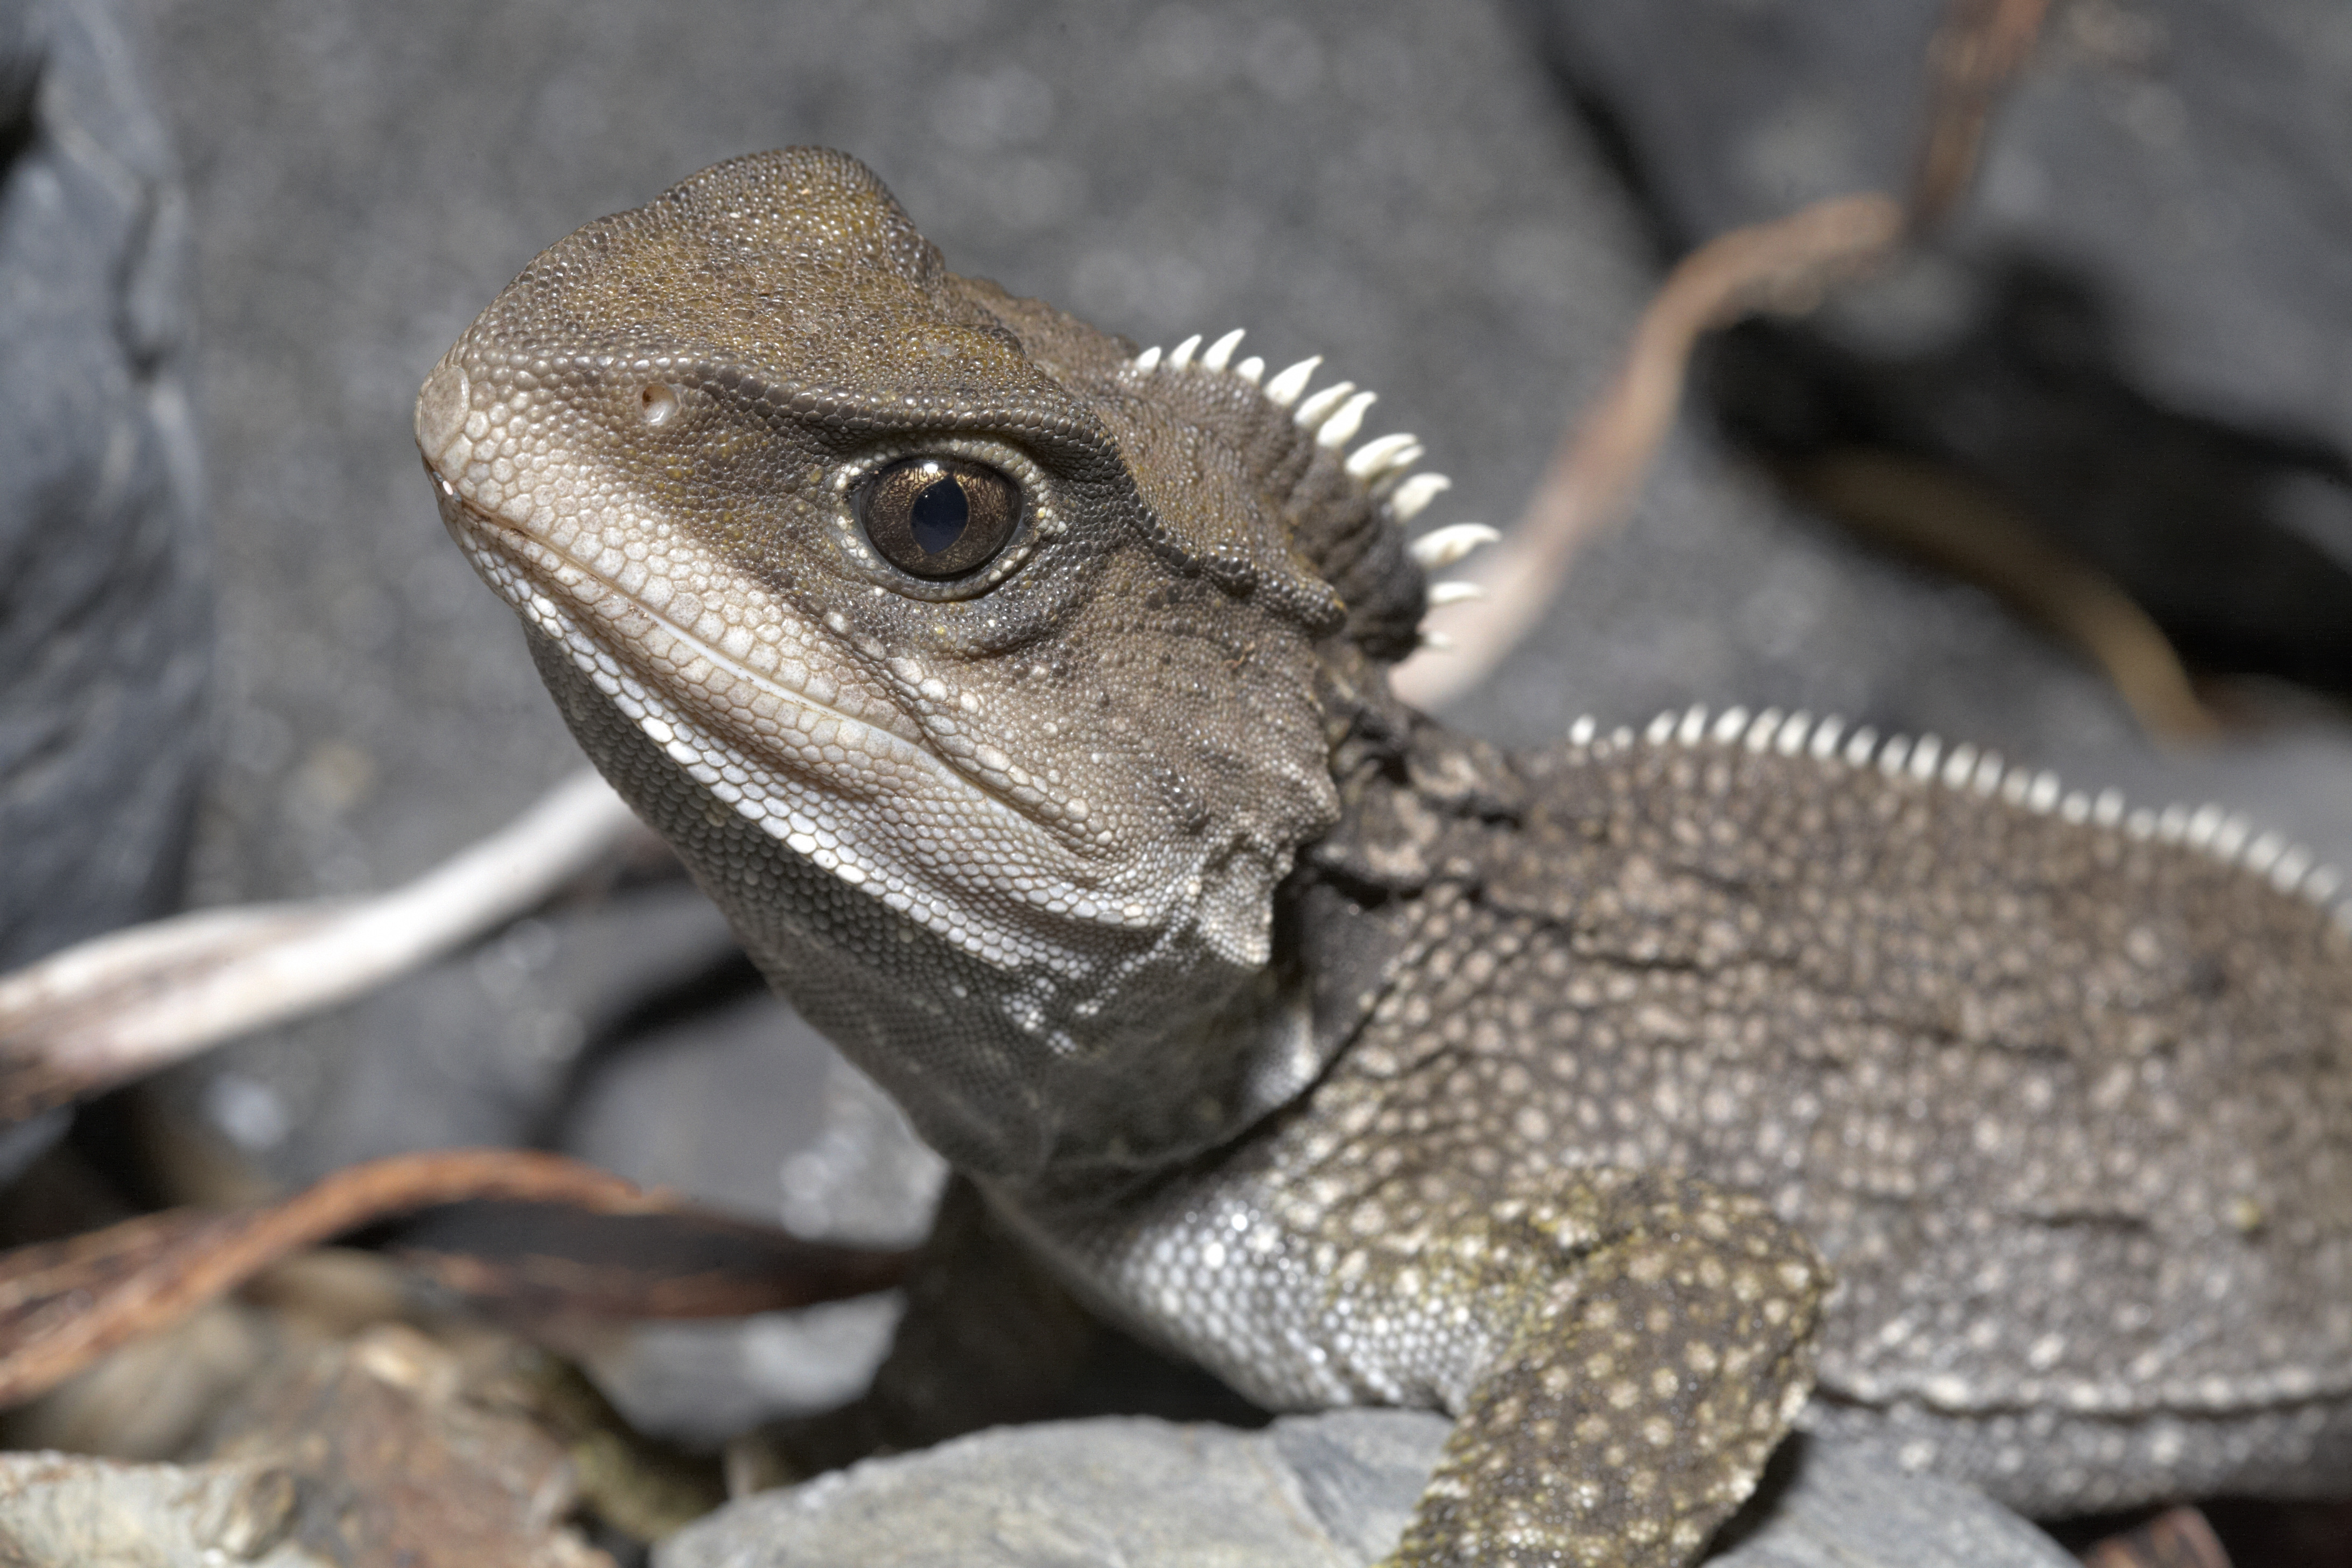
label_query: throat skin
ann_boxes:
[421,148,2352,1566]
[524,623,1340,1187]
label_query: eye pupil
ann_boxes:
[859,456,1020,580]
[908,475,969,554]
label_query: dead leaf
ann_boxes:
[389,1197,914,1321]
[0,1149,909,1408]
[200,1323,622,1567]
[2079,1505,2234,1568]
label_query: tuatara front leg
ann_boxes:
[1016,1157,1825,1567]
[1387,1177,1822,1565]
[1382,1175,1827,1564]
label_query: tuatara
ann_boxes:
[416,149,2352,1566]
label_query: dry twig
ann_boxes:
[1786,454,2214,741]
[1391,193,1905,710]
[1393,0,2057,711]
[0,770,647,1122]
[1913,0,2055,228]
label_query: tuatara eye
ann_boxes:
[860,456,1020,579]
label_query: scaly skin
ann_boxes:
[417,150,2352,1565]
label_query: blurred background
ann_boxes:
[2,0,2350,1551]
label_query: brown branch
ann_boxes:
[1912,0,2055,229]
[0,1149,909,1408]
[1391,193,1905,711]
[387,1199,912,1321]
[1392,0,2057,713]
[1784,453,2215,741]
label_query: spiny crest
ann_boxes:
[1559,704,2351,929]
[1125,327,1497,661]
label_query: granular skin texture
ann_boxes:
[419,149,2352,1565]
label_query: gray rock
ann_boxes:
[659,1411,1446,1568]
[1507,0,1938,243]
[655,1415,2071,1568]
[1469,0,2352,880]
[1516,0,2352,454]
[592,1297,911,1448]
[136,868,946,1444]
[562,982,944,1242]
[165,883,754,1184]
[1513,0,2352,697]
[569,1043,942,1443]
[0,0,208,975]
[1713,1436,2075,1567]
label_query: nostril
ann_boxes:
[639,383,679,425]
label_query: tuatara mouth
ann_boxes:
[421,460,1166,951]
[429,471,902,745]
[427,465,1012,812]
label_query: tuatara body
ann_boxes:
[416,150,2352,1566]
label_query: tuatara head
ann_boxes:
[417,149,1450,1178]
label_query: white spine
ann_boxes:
[1316,390,1377,448]
[1604,704,2344,924]
[1292,380,1357,431]
[1263,357,1322,408]
[1346,432,1420,480]
[1389,473,1452,522]
[1408,522,1500,568]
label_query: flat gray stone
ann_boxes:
[659,1411,1447,1568]
[655,1415,2072,1568]
[1517,0,2352,460]
[1712,1436,2075,1568]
